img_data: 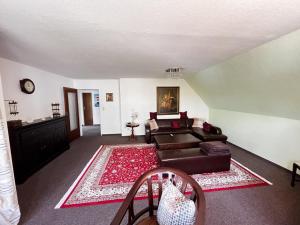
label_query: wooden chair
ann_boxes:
[110,167,206,225]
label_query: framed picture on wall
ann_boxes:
[157,87,179,115]
[106,93,113,102]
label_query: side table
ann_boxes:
[126,122,139,141]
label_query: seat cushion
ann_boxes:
[154,119,194,128]
[152,128,191,135]
[157,182,196,225]
[171,120,180,129]
[137,216,158,225]
[192,127,227,142]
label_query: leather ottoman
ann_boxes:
[157,147,231,175]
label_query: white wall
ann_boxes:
[0,57,210,137]
[210,109,300,171]
[0,58,73,121]
[73,79,121,135]
[120,78,209,136]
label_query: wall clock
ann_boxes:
[20,78,35,94]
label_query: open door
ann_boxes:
[82,93,93,125]
[64,87,80,141]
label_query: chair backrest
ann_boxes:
[110,167,206,225]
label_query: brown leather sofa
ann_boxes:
[145,118,228,143]
[145,119,193,143]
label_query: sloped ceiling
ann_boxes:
[185,29,300,120]
[1,1,300,78]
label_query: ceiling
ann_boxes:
[186,28,300,120]
[1,0,300,79]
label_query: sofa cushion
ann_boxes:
[186,118,194,128]
[180,111,188,119]
[154,119,194,128]
[171,128,192,134]
[156,119,188,128]
[151,127,173,135]
[145,118,195,143]
[171,121,180,129]
[203,122,219,134]
[149,119,159,131]
[156,119,173,128]
[152,128,191,135]
[210,126,219,134]
[192,127,227,142]
[192,118,204,128]
[203,122,212,132]
[150,112,157,120]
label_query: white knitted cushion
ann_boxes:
[192,118,204,128]
[157,182,196,225]
[148,119,159,130]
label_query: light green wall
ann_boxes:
[185,29,300,120]
[210,109,300,171]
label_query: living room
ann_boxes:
[0,1,300,225]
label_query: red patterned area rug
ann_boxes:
[55,144,272,209]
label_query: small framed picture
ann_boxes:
[106,93,113,102]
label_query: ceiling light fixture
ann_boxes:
[165,67,183,79]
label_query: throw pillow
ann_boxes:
[192,118,204,128]
[180,111,188,119]
[157,182,196,225]
[203,122,212,133]
[148,119,159,131]
[150,112,157,120]
[171,121,180,129]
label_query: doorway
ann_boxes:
[78,89,101,136]
[82,93,93,125]
[63,87,80,141]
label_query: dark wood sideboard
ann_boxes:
[8,116,70,184]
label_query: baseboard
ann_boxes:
[101,134,146,137]
[101,133,122,136]
[228,141,292,173]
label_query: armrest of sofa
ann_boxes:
[213,126,223,135]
